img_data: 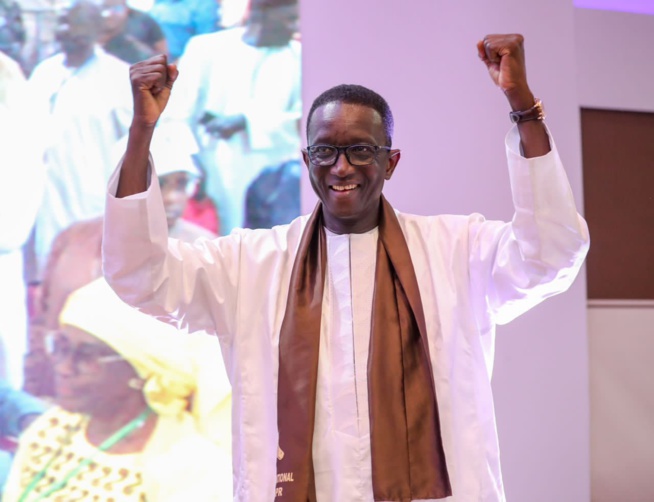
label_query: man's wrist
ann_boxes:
[505,87,536,112]
[509,98,545,124]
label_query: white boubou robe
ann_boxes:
[103,127,590,502]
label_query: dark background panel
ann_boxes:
[581,108,654,299]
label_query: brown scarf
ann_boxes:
[276,196,451,501]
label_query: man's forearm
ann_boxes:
[116,124,156,198]
[506,89,550,158]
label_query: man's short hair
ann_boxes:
[306,84,394,147]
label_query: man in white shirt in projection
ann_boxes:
[161,0,301,234]
[27,0,132,281]
[103,34,590,502]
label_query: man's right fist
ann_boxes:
[129,54,179,128]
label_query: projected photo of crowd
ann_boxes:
[0,0,300,498]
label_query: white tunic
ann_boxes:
[314,229,377,500]
[103,127,590,501]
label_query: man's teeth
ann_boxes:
[332,185,357,191]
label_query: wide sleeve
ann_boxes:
[102,158,241,339]
[468,126,590,326]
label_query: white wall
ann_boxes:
[301,1,590,501]
[588,304,654,502]
[575,8,654,112]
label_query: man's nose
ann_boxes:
[332,150,355,176]
[163,188,182,204]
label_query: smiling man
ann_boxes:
[102,34,589,502]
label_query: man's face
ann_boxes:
[55,4,100,56]
[159,171,194,229]
[304,102,400,234]
[244,4,298,47]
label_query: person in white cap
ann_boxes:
[147,123,217,242]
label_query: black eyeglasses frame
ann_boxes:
[303,144,396,167]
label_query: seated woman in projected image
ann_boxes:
[4,278,232,501]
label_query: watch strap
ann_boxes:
[509,98,545,123]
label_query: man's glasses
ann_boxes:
[45,332,125,374]
[304,144,394,167]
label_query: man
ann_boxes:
[26,0,132,282]
[99,0,168,64]
[162,0,301,234]
[103,35,589,501]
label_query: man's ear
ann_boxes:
[385,150,401,180]
[302,149,311,169]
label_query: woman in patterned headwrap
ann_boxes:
[3,278,232,501]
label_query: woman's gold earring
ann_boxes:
[128,378,144,390]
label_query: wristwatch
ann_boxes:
[509,98,545,123]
